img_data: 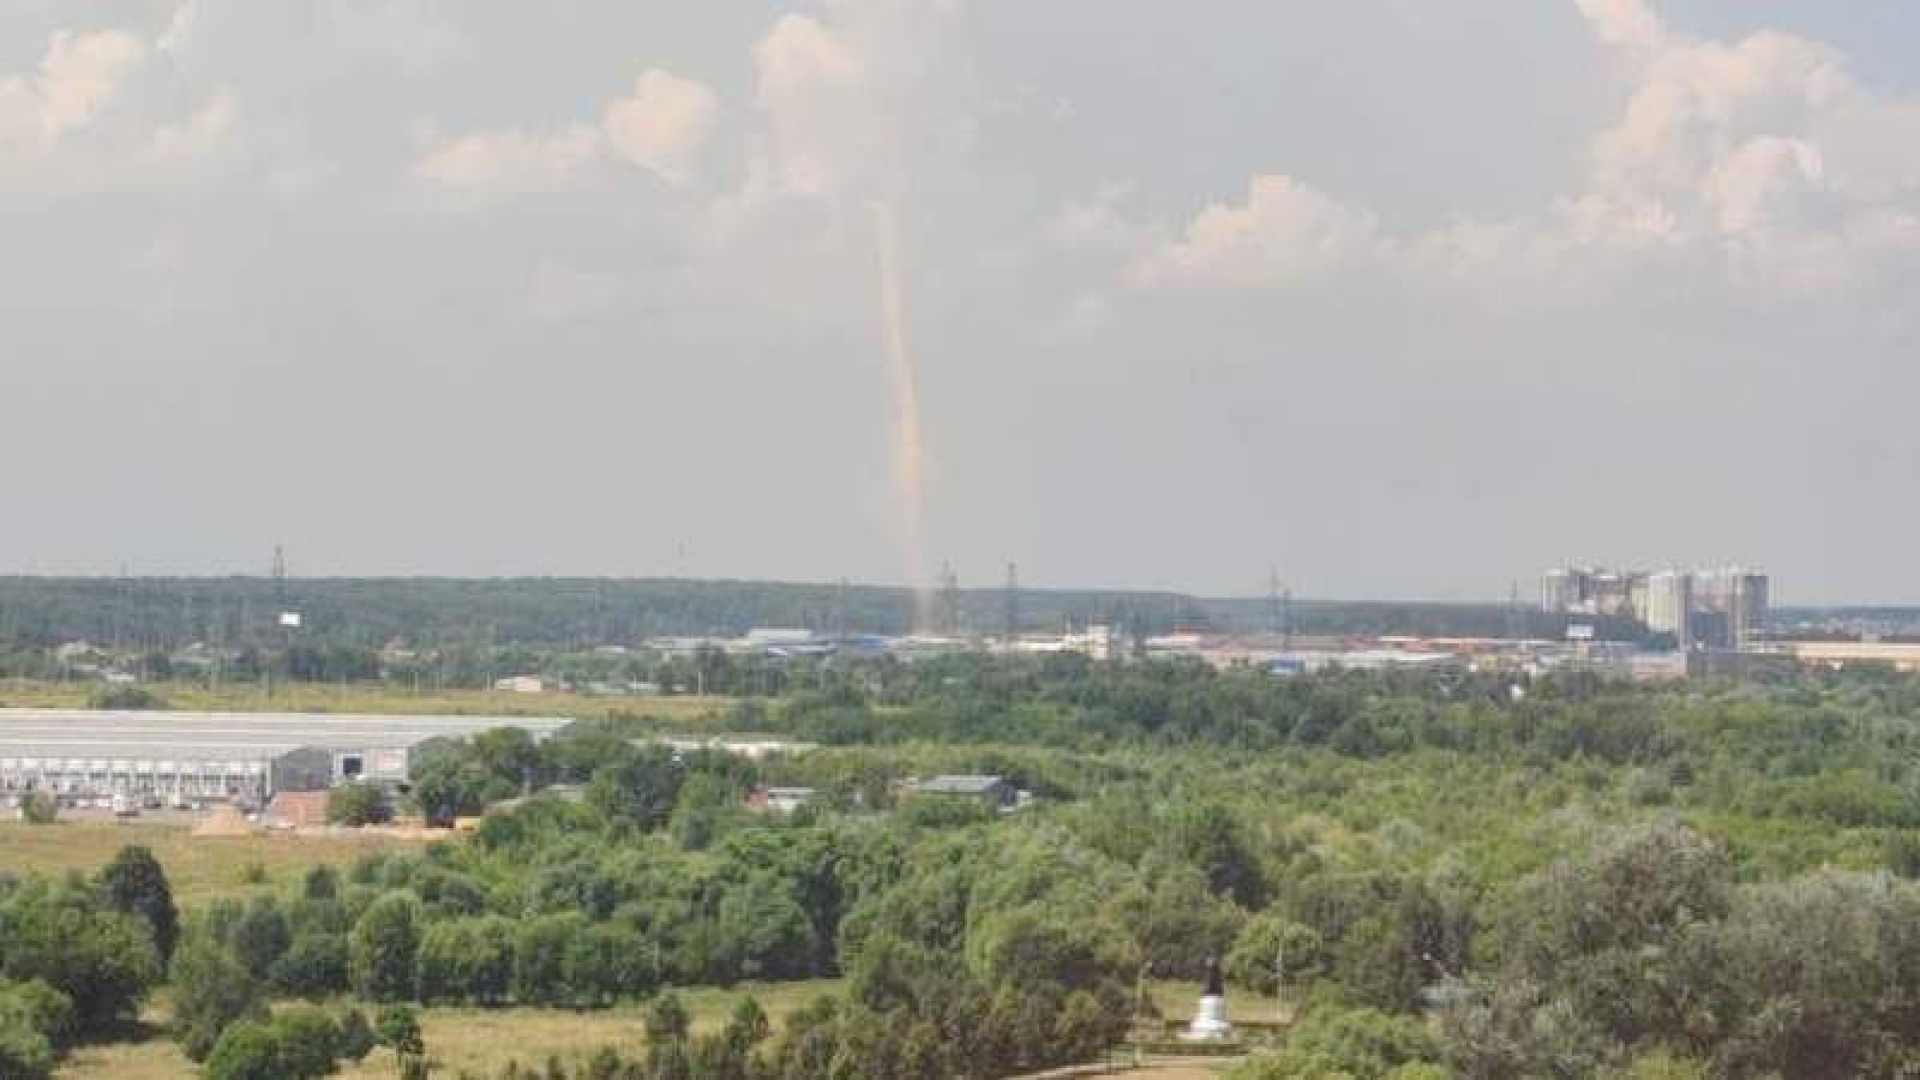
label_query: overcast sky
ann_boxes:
[3,1,1918,603]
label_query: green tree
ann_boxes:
[0,1012,54,1080]
[1169,803,1269,907]
[0,878,159,1037]
[201,1020,283,1080]
[513,912,587,1004]
[328,782,393,826]
[417,917,513,1005]
[1227,913,1325,996]
[228,894,292,980]
[338,1008,376,1063]
[376,1004,427,1080]
[348,892,422,1001]
[644,993,693,1080]
[270,932,349,998]
[0,980,68,1080]
[169,935,266,1062]
[96,846,179,965]
[201,1010,343,1080]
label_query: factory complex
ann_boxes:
[0,708,570,806]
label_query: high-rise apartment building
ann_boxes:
[1692,568,1769,649]
[1644,570,1693,650]
[1538,567,1645,618]
[1540,565,1767,649]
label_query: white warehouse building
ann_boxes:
[0,708,571,804]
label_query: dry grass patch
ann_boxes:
[0,819,428,904]
[55,981,844,1080]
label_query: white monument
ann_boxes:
[1183,955,1233,1040]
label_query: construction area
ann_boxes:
[0,708,571,807]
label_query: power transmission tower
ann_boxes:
[1003,562,1019,643]
[1267,568,1296,650]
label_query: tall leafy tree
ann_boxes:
[169,934,266,1062]
[348,892,422,1002]
[97,846,179,965]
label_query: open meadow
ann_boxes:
[0,819,430,905]
[0,679,730,729]
[56,980,846,1080]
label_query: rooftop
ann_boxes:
[0,708,572,762]
[915,774,1007,794]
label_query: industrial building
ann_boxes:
[0,709,571,805]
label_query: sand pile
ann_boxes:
[192,805,254,836]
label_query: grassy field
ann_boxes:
[57,981,846,1080]
[0,679,731,728]
[0,819,429,905]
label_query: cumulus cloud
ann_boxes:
[412,67,718,198]
[603,69,720,185]
[1574,0,1665,53]
[0,29,148,146]
[754,13,870,196]
[749,0,971,200]
[0,12,233,193]
[411,125,602,196]
[1127,0,1920,306]
[1127,174,1387,288]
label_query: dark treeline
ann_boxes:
[0,576,1205,649]
[0,575,1652,653]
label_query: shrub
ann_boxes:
[328,783,393,827]
[16,793,56,825]
[270,932,349,998]
[201,1008,346,1080]
[87,686,168,711]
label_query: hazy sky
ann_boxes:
[3,1,1918,603]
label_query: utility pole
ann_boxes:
[1003,562,1019,645]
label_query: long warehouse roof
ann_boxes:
[0,708,572,761]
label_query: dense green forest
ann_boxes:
[10,659,1920,1077]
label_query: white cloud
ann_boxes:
[143,90,236,168]
[1045,185,1160,255]
[1129,0,1920,306]
[0,29,148,146]
[411,125,602,197]
[157,2,198,58]
[413,67,718,199]
[602,69,719,185]
[753,13,869,196]
[0,15,232,193]
[747,0,970,200]
[1574,0,1665,53]
[1127,174,1388,288]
